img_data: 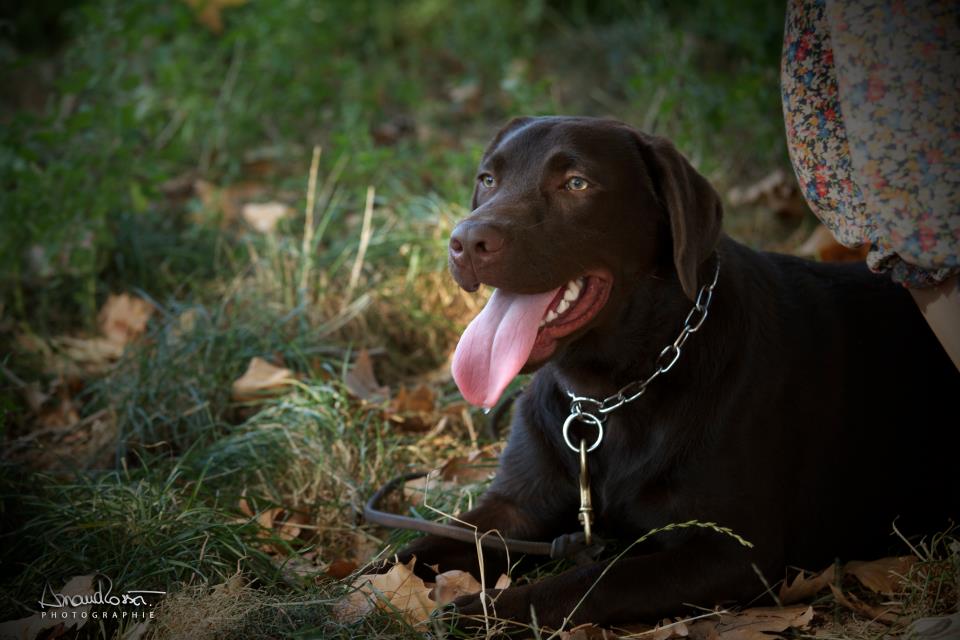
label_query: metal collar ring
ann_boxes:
[562,411,604,452]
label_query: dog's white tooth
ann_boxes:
[545,310,558,323]
[556,299,570,315]
[563,287,578,302]
[538,320,545,328]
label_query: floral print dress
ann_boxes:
[781,0,959,287]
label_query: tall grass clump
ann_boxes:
[0,462,272,621]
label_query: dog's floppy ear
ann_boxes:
[632,131,723,300]
[472,117,535,210]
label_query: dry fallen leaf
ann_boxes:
[241,202,291,233]
[332,560,506,628]
[433,570,481,606]
[828,583,900,624]
[343,349,389,401]
[333,583,375,623]
[326,559,359,580]
[170,308,199,343]
[276,511,310,542]
[0,574,95,640]
[182,0,247,34]
[843,556,915,595]
[448,80,481,113]
[371,116,416,146]
[558,623,620,640]
[36,393,80,430]
[334,558,436,627]
[237,493,255,518]
[7,405,117,472]
[402,446,500,505]
[50,336,125,370]
[689,605,814,640]
[392,384,436,414]
[194,179,268,224]
[21,381,48,413]
[779,564,836,604]
[237,496,309,552]
[631,618,691,640]
[257,507,285,536]
[439,446,499,484]
[231,357,296,401]
[16,293,151,378]
[387,384,437,430]
[98,293,154,346]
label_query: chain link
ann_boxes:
[563,260,721,443]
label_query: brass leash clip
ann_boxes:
[578,438,593,544]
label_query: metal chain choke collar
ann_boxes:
[562,260,721,453]
[565,260,720,544]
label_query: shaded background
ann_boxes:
[1,0,791,329]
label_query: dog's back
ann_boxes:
[764,251,958,566]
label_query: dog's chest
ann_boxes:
[558,412,677,535]
[592,456,667,534]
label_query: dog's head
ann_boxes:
[449,116,723,407]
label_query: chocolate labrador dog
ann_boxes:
[397,116,958,629]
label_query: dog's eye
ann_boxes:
[479,174,496,189]
[565,177,589,191]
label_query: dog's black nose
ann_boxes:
[449,222,505,267]
[449,221,506,292]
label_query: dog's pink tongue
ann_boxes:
[452,287,560,408]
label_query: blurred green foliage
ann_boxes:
[0,0,785,328]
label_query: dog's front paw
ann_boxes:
[395,533,508,582]
[450,586,535,636]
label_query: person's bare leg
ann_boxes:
[910,276,960,372]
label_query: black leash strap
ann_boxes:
[363,471,604,559]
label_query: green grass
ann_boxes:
[0,463,273,601]
[0,1,897,638]
[1,0,788,327]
